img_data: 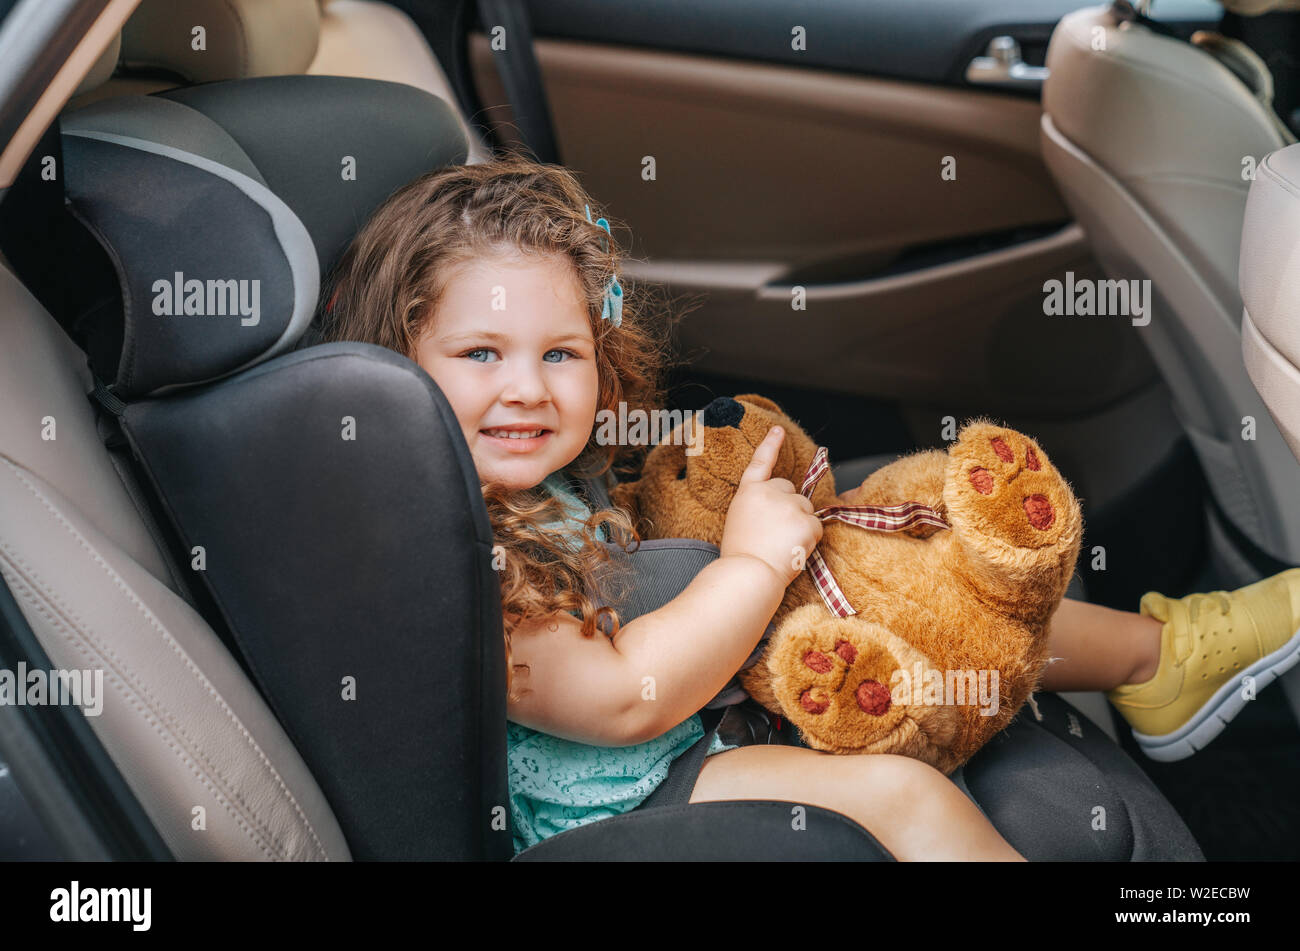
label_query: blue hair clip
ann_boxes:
[586,204,623,328]
[602,275,623,327]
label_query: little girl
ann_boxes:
[321,154,1300,861]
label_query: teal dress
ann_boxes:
[506,471,738,855]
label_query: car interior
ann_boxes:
[0,0,1298,861]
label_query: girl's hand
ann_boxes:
[719,425,824,588]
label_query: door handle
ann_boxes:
[966,36,1049,91]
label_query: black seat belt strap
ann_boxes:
[89,374,126,418]
[639,706,724,811]
[476,0,561,164]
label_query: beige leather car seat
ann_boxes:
[1041,2,1300,563]
[0,273,353,860]
[1241,143,1300,465]
[1,7,354,860]
[67,0,490,161]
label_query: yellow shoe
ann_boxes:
[1107,568,1300,761]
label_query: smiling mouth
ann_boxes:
[481,428,549,439]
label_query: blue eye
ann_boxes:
[461,347,576,363]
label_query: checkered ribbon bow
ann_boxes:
[799,446,950,617]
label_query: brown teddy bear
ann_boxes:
[610,394,1083,775]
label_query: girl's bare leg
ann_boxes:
[1040,597,1162,692]
[689,745,1024,861]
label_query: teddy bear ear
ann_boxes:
[732,392,786,417]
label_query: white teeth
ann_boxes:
[485,429,544,439]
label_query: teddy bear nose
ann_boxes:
[701,396,745,429]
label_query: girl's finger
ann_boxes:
[738,426,784,485]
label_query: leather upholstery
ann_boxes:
[1241,143,1300,464]
[1045,6,1288,313]
[0,264,350,861]
[1041,5,1300,561]
[120,0,321,83]
[73,31,121,97]
[79,0,491,163]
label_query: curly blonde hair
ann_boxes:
[319,153,679,700]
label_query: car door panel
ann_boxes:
[471,35,1154,413]
[521,0,1220,86]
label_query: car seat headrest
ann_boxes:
[120,0,321,83]
[74,31,123,98]
[60,76,469,398]
[63,95,316,398]
[1188,31,1296,147]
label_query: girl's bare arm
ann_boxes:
[508,426,820,746]
[505,552,786,746]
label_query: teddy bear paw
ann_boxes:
[944,422,1082,555]
[763,609,961,758]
